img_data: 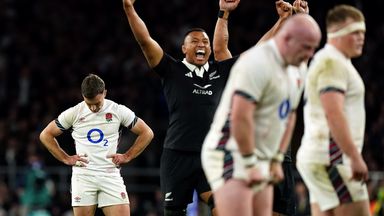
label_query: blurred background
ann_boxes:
[0,0,383,215]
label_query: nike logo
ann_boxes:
[193,84,212,89]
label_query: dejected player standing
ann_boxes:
[39,74,154,216]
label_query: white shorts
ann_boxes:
[296,162,368,211]
[202,148,271,193]
[71,174,129,207]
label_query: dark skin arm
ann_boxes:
[122,0,163,68]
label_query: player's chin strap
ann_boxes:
[327,21,365,39]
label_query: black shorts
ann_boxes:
[273,161,296,215]
[160,148,211,208]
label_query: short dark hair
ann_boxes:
[326,5,365,30]
[81,74,105,98]
[184,28,206,38]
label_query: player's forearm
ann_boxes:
[231,95,256,156]
[257,17,287,46]
[124,129,154,160]
[124,6,151,47]
[232,115,255,156]
[326,111,361,159]
[213,14,231,61]
[39,134,70,164]
[124,5,163,68]
[278,111,297,154]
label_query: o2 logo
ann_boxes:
[278,99,291,119]
[87,128,109,146]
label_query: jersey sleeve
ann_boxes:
[152,53,177,77]
[217,56,239,71]
[316,58,348,93]
[232,58,269,103]
[117,104,137,129]
[57,107,77,131]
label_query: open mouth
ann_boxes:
[196,50,205,60]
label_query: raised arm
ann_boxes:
[293,0,309,14]
[256,0,293,45]
[122,0,163,68]
[213,0,240,61]
[257,0,309,45]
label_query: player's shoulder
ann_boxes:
[65,101,86,114]
[239,44,279,76]
[313,45,345,64]
[104,99,133,114]
[103,99,122,110]
[247,42,278,65]
[58,101,85,124]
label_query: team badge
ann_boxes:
[297,79,302,88]
[121,192,126,199]
[74,196,81,202]
[209,70,220,80]
[105,113,113,122]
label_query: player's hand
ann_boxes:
[219,0,240,12]
[350,155,369,183]
[293,0,309,14]
[66,153,89,167]
[275,0,293,19]
[246,166,266,187]
[122,0,136,10]
[107,153,131,166]
[269,161,284,184]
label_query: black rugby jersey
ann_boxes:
[154,53,238,152]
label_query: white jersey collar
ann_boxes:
[269,39,285,67]
[182,58,209,78]
[324,44,351,62]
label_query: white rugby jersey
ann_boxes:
[56,99,136,176]
[297,44,365,165]
[203,40,307,160]
[288,64,307,110]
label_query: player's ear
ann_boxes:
[104,90,107,97]
[182,44,187,54]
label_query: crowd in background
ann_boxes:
[0,0,383,215]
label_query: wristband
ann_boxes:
[242,153,257,168]
[218,10,229,20]
[272,150,284,163]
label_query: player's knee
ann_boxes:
[164,206,187,216]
